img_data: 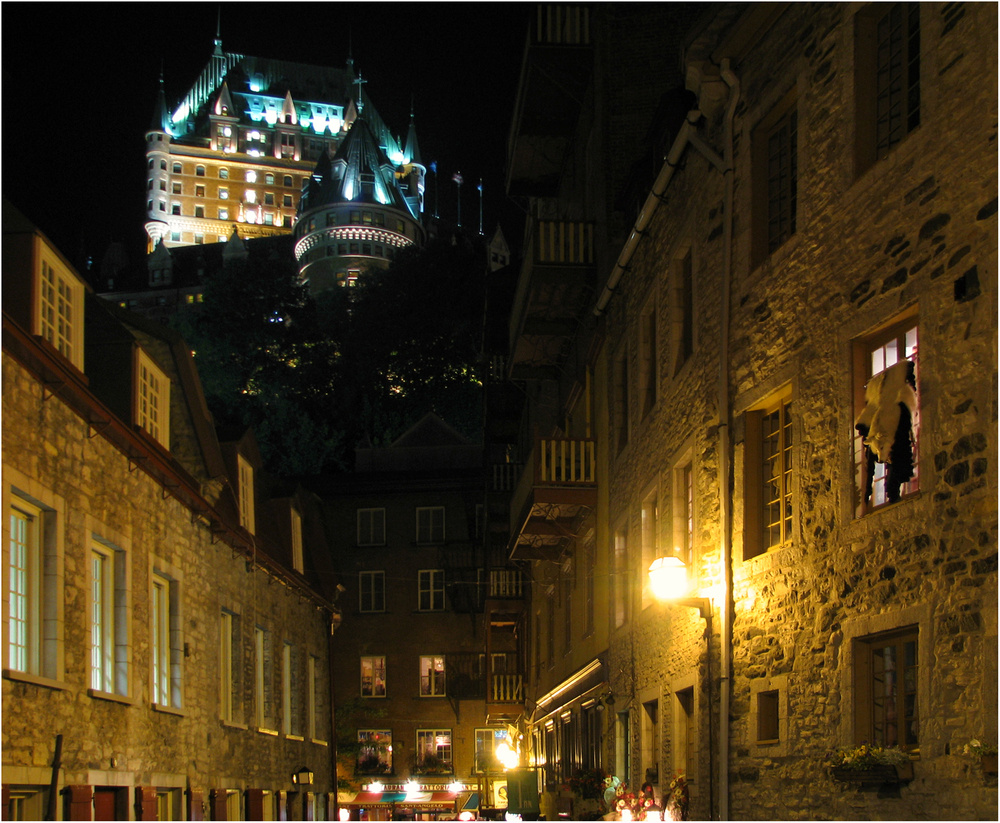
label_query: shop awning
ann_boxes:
[341,791,406,808]
[341,790,463,811]
[463,792,480,810]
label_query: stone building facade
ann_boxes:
[2,205,340,820]
[595,2,997,820]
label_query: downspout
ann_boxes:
[717,58,739,823]
[594,111,703,317]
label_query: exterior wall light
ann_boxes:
[405,779,420,793]
[647,556,711,619]
[292,766,314,785]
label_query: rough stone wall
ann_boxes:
[603,2,997,821]
[2,352,334,811]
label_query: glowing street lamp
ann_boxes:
[647,556,711,618]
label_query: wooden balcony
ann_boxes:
[487,673,525,724]
[509,436,597,560]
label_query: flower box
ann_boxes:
[830,761,913,786]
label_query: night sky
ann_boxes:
[2,2,529,268]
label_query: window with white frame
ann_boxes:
[307,654,319,740]
[419,655,446,696]
[290,508,303,573]
[360,655,386,697]
[136,350,170,449]
[220,609,239,723]
[416,729,453,771]
[640,488,659,609]
[475,728,504,772]
[416,506,445,543]
[357,508,385,546]
[282,641,302,737]
[37,255,84,370]
[418,569,445,611]
[254,625,275,730]
[90,538,128,695]
[238,455,255,534]
[151,571,181,708]
[7,493,60,678]
[359,570,385,613]
[673,456,695,568]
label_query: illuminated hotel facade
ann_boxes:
[144,38,425,290]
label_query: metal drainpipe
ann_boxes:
[717,59,739,823]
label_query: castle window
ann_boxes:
[265,173,274,185]
[195,165,205,177]
[753,91,798,265]
[147,159,153,169]
[89,538,128,696]
[218,208,228,220]
[172,162,182,174]
[151,570,182,709]
[246,170,257,183]
[374,212,385,227]
[350,210,361,224]
[743,387,793,560]
[160,160,166,170]
[219,188,228,199]
[159,202,166,212]
[856,3,921,174]
[362,243,372,256]
[219,168,229,179]
[363,211,373,224]
[245,190,257,204]
[853,311,919,515]
[264,213,274,225]
[264,193,274,206]
[170,231,180,242]
[172,181,182,194]
[326,212,337,227]
[283,175,293,187]
[194,234,204,245]
[194,206,204,218]
[283,216,292,228]
[159,180,166,191]
[195,185,205,198]
[853,626,919,750]
[136,349,170,449]
[171,203,181,215]
[284,194,293,207]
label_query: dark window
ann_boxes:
[854,627,919,750]
[757,690,779,742]
[744,393,793,560]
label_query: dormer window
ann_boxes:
[135,350,170,449]
[238,455,255,534]
[291,509,304,573]
[37,253,84,371]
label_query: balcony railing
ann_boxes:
[537,437,596,484]
[491,462,520,492]
[491,673,524,703]
[534,5,591,45]
[489,569,524,598]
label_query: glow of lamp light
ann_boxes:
[620,809,633,822]
[368,781,383,793]
[459,813,475,821]
[404,780,419,793]
[648,555,689,600]
[495,742,519,770]
[339,809,350,822]
[265,111,277,125]
[448,781,463,794]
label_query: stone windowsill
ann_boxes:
[89,688,137,707]
[221,719,249,731]
[152,702,187,717]
[3,669,70,691]
[284,733,305,743]
[311,738,329,747]
[256,726,280,736]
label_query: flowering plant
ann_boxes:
[663,773,689,820]
[612,783,656,819]
[963,739,998,757]
[826,743,909,770]
[568,768,607,801]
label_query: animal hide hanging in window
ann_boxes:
[854,359,917,504]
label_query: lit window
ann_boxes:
[37,255,84,370]
[194,206,205,218]
[640,489,658,609]
[136,349,170,449]
[246,170,257,183]
[90,539,128,695]
[743,389,793,560]
[290,508,303,573]
[359,570,385,613]
[170,231,180,242]
[196,165,205,177]
[416,728,452,770]
[418,569,445,611]
[265,173,275,185]
[237,455,255,533]
[171,203,181,215]
[195,184,205,198]
[419,656,446,697]
[264,213,274,225]
[253,625,274,730]
[172,181,182,194]
[854,313,919,515]
[416,507,445,543]
[219,168,229,179]
[159,180,166,191]
[218,208,229,220]
[360,655,386,697]
[245,190,257,204]
[220,609,239,723]
[219,188,228,199]
[151,571,181,708]
[673,460,695,567]
[172,162,182,174]
[358,730,392,773]
[357,508,385,546]
[194,234,203,244]
[854,626,919,750]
